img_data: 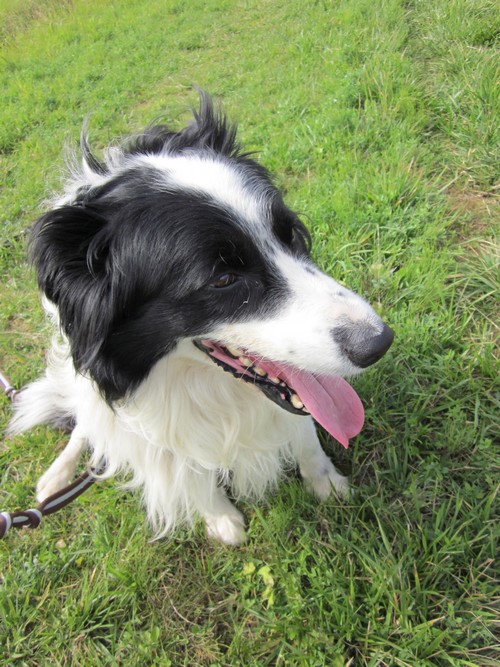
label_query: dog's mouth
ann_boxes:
[194,339,365,448]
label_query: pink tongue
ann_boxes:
[264,361,365,448]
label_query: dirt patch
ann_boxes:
[447,188,499,236]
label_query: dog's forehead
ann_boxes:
[137,153,274,229]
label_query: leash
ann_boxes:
[0,369,105,538]
[0,369,19,402]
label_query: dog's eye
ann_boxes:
[211,273,238,288]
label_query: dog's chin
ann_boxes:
[193,338,366,449]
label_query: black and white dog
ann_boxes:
[10,94,393,544]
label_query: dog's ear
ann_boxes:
[31,206,109,299]
[30,205,112,368]
[30,204,176,403]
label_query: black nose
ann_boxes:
[333,322,394,369]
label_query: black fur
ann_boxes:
[30,95,310,402]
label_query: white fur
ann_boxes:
[141,154,271,228]
[10,336,348,544]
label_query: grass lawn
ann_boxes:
[0,0,498,664]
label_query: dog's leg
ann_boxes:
[293,418,349,499]
[36,427,87,502]
[193,476,246,545]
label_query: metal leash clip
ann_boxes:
[0,369,105,538]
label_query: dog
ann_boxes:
[9,93,393,544]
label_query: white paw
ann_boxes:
[304,463,350,501]
[205,511,247,545]
[36,461,76,503]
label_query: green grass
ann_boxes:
[0,0,498,665]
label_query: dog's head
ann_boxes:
[31,93,393,447]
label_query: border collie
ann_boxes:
[9,94,393,544]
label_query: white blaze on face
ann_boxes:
[139,153,271,231]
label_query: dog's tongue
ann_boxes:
[289,371,364,448]
[262,360,365,448]
[261,360,365,449]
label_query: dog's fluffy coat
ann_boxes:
[10,95,392,544]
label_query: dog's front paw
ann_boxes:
[304,462,350,501]
[205,511,247,545]
[36,460,76,503]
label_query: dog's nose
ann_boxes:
[333,322,394,368]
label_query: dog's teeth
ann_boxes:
[290,394,304,410]
[253,366,267,376]
[269,376,280,384]
[227,346,243,357]
[301,406,310,414]
[239,356,252,367]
